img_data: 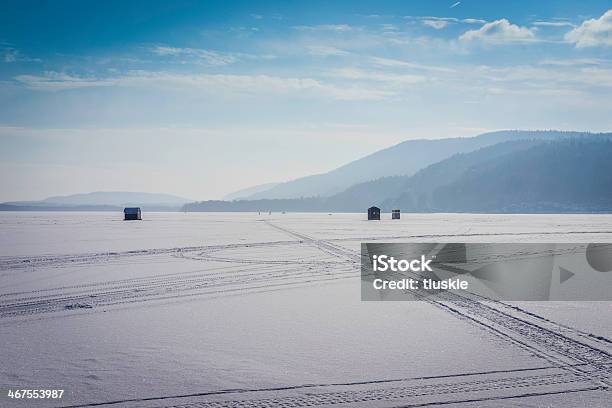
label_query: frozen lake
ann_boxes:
[0,212,611,407]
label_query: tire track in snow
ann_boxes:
[0,265,356,318]
[168,373,596,408]
[3,228,608,274]
[0,237,360,318]
[0,240,299,273]
[59,368,601,408]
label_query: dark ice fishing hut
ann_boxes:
[392,209,400,219]
[124,207,142,221]
[368,206,380,220]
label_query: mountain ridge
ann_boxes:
[185,132,612,213]
[241,130,596,200]
[2,191,192,211]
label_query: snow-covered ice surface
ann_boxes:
[0,212,611,408]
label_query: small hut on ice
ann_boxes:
[367,206,380,220]
[123,207,142,221]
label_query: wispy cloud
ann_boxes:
[459,19,536,43]
[14,70,394,100]
[408,16,485,30]
[565,9,612,48]
[306,45,350,57]
[462,18,486,25]
[15,72,114,91]
[293,24,353,32]
[150,46,238,65]
[369,56,455,73]
[3,48,18,63]
[538,58,604,66]
[329,68,425,84]
[470,64,612,91]
[122,71,394,100]
[380,24,398,31]
[532,20,575,28]
[2,47,41,63]
[422,19,451,30]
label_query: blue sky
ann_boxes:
[1,0,612,201]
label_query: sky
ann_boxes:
[1,0,612,201]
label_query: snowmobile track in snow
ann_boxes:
[0,263,356,318]
[163,372,598,408]
[60,366,602,408]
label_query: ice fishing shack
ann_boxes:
[368,206,380,220]
[124,207,142,221]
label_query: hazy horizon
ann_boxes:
[1,1,612,201]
